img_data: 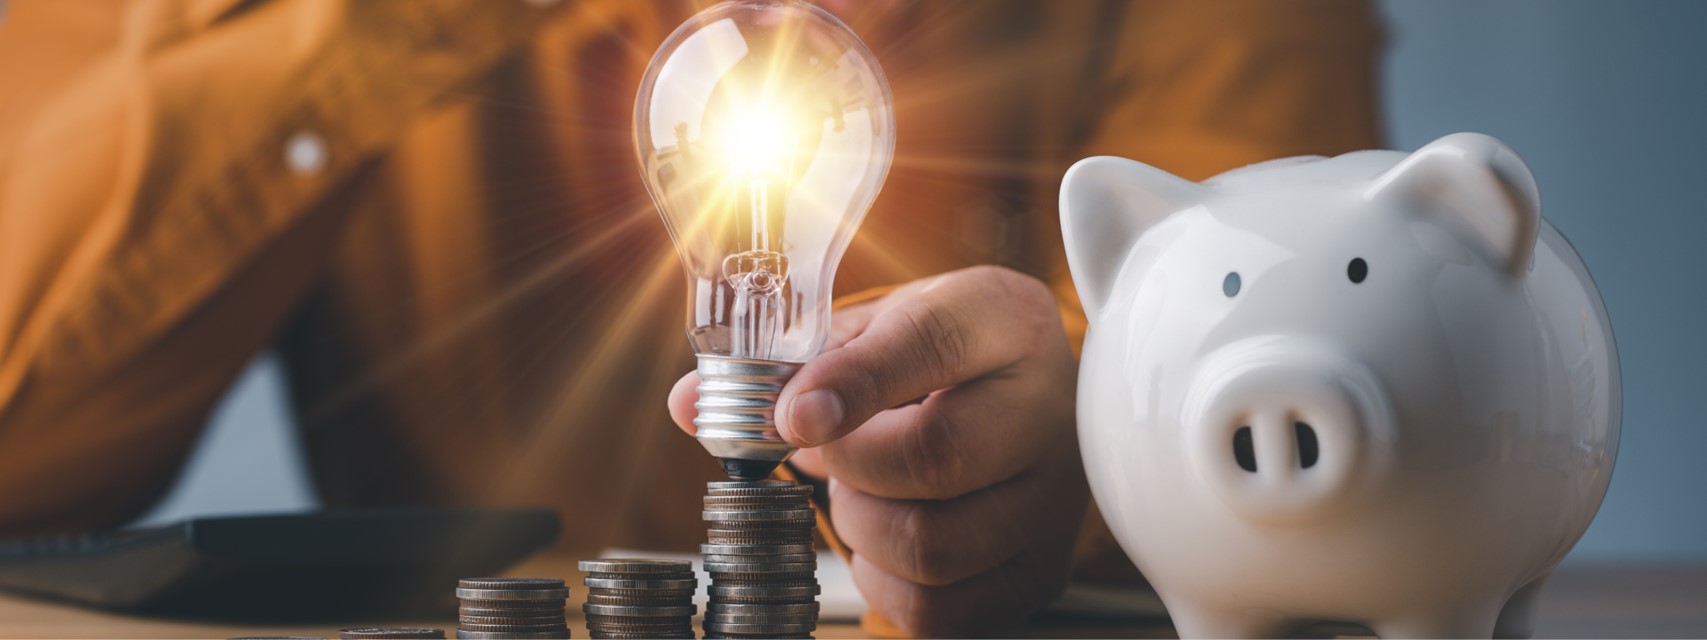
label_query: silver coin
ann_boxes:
[339,630,445,640]
[704,531,815,543]
[703,494,815,505]
[703,503,810,513]
[705,600,819,609]
[581,588,696,600]
[582,577,697,590]
[457,601,567,608]
[455,624,571,633]
[702,561,816,574]
[706,480,808,491]
[454,587,569,601]
[584,629,690,637]
[587,628,693,638]
[702,494,810,504]
[701,621,817,634]
[577,559,693,574]
[454,631,569,640]
[703,610,817,621]
[585,629,691,634]
[584,626,692,635]
[699,543,816,556]
[703,504,810,514]
[701,509,815,522]
[703,611,819,624]
[457,578,564,590]
[583,594,694,606]
[709,579,818,590]
[453,625,566,634]
[706,583,821,598]
[701,552,817,564]
[585,628,691,637]
[457,607,567,617]
[705,525,817,535]
[457,616,569,625]
[583,622,693,632]
[705,602,820,614]
[584,614,696,625]
[581,603,697,617]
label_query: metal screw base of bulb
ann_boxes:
[694,355,803,479]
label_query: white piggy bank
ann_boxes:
[1060,133,1619,639]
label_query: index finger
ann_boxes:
[777,266,1059,447]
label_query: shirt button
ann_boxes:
[284,130,328,176]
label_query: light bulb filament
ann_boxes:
[749,178,771,252]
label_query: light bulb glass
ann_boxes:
[635,0,895,365]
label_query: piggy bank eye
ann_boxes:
[1348,258,1369,284]
[1222,272,1241,297]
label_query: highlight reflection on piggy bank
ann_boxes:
[1060,133,1618,638]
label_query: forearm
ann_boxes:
[0,183,357,533]
[0,0,571,533]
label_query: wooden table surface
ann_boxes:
[0,560,1701,638]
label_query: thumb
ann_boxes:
[667,372,701,435]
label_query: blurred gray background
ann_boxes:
[134,1,1707,562]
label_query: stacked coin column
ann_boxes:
[454,577,571,639]
[579,559,697,639]
[701,480,821,639]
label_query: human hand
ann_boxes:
[670,266,1088,636]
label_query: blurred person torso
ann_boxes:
[0,0,1380,554]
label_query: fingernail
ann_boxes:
[788,389,844,446]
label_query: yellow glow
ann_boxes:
[706,92,815,184]
[721,105,789,179]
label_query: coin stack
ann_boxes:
[579,559,697,639]
[701,480,820,639]
[454,577,572,639]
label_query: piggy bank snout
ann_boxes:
[1184,340,1393,524]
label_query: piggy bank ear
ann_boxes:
[1366,132,1541,277]
[1060,156,1201,318]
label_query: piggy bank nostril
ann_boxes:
[1295,422,1320,469]
[1233,426,1257,472]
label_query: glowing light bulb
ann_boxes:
[635,0,895,478]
